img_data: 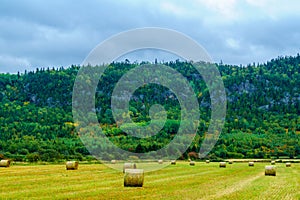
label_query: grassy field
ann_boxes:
[0,161,299,200]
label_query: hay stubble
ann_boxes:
[0,162,299,199]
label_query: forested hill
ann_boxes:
[0,55,299,162]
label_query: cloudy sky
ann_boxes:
[1,0,300,73]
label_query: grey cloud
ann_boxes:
[0,0,300,73]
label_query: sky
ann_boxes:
[0,0,300,73]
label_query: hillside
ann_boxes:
[0,55,299,162]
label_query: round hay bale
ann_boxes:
[111,160,116,164]
[248,162,254,167]
[190,161,195,166]
[271,161,276,165]
[205,160,210,164]
[228,160,233,164]
[124,169,144,187]
[286,162,291,167]
[66,161,78,170]
[219,162,226,168]
[265,166,276,176]
[123,163,136,173]
[158,160,163,164]
[171,160,176,165]
[0,160,11,167]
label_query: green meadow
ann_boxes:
[1,162,299,199]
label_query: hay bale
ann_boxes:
[205,160,210,164]
[271,161,276,165]
[171,160,176,165]
[286,162,291,167]
[124,169,144,187]
[66,161,78,170]
[219,162,226,168]
[228,160,233,164]
[265,166,276,176]
[158,160,163,164]
[0,160,10,167]
[111,160,116,164]
[123,163,136,173]
[248,162,254,167]
[190,161,195,166]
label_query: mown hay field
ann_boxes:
[0,162,299,199]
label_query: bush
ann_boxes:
[11,154,25,161]
[188,152,198,160]
[40,149,61,162]
[26,152,40,162]
[227,152,245,159]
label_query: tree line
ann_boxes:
[0,54,299,162]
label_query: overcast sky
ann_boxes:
[0,0,300,73]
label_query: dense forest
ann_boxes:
[0,55,299,162]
